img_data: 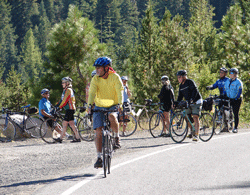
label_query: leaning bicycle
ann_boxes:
[170,101,214,143]
[91,106,118,178]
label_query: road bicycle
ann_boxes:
[91,106,119,178]
[149,103,175,138]
[131,99,157,130]
[118,103,137,137]
[210,95,234,134]
[0,105,41,141]
[169,101,214,143]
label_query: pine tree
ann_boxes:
[20,28,43,83]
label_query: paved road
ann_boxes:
[34,131,250,195]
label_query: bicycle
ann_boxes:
[149,103,175,138]
[131,99,156,130]
[169,101,214,143]
[211,95,234,134]
[90,106,119,178]
[0,105,41,141]
[118,103,137,137]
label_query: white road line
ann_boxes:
[61,131,250,195]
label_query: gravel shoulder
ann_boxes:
[1,128,249,195]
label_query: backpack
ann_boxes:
[202,97,213,111]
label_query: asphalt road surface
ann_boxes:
[1,129,250,195]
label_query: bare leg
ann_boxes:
[193,115,200,136]
[68,120,80,139]
[95,127,103,153]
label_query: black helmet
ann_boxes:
[220,67,228,73]
[176,70,187,76]
[230,68,239,74]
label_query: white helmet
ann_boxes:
[121,76,128,81]
[62,77,72,83]
[161,75,169,80]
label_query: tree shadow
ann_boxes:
[195,181,250,191]
[0,174,95,188]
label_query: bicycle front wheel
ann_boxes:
[40,118,62,144]
[138,110,154,130]
[107,135,114,174]
[0,117,16,141]
[119,114,137,137]
[149,113,164,138]
[102,133,108,178]
[199,113,214,142]
[170,113,188,143]
[78,117,94,141]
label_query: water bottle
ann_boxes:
[137,108,143,117]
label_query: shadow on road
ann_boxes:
[0,174,95,188]
[195,181,250,191]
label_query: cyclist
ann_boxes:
[87,56,123,168]
[206,67,230,132]
[206,67,229,97]
[38,88,63,139]
[158,75,175,137]
[55,77,81,143]
[224,68,243,133]
[175,70,203,141]
[120,76,132,136]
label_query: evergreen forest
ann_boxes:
[1,0,250,123]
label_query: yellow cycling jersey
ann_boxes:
[88,73,123,108]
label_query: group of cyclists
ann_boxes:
[38,56,243,169]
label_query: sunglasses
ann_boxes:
[44,92,49,95]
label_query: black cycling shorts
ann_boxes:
[64,109,75,121]
[43,116,53,128]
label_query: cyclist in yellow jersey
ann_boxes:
[54,77,81,143]
[88,56,123,168]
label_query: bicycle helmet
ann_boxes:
[62,77,72,83]
[230,68,239,74]
[91,70,96,77]
[176,70,187,76]
[161,75,169,80]
[220,67,228,73]
[41,88,50,95]
[121,76,128,81]
[93,56,112,67]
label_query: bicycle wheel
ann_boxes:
[25,115,43,138]
[138,110,154,130]
[78,117,94,141]
[107,135,114,174]
[149,112,164,138]
[213,109,220,135]
[40,118,62,144]
[227,110,234,131]
[102,132,108,178]
[0,117,16,141]
[199,113,214,142]
[170,113,188,143]
[119,114,137,137]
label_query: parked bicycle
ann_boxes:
[118,103,137,137]
[210,95,234,134]
[90,106,119,178]
[131,99,157,130]
[0,105,41,141]
[169,101,214,143]
[149,103,175,138]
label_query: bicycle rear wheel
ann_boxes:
[78,117,94,141]
[25,115,43,138]
[138,110,154,130]
[0,117,16,141]
[40,118,62,144]
[149,112,164,138]
[170,113,188,143]
[119,114,137,137]
[199,113,214,142]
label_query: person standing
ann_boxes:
[224,68,243,133]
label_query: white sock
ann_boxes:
[97,152,102,158]
[114,132,119,138]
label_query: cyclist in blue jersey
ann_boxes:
[206,67,229,97]
[39,89,63,139]
[224,68,243,133]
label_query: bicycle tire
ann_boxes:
[212,109,221,135]
[0,117,16,141]
[24,115,43,138]
[78,117,94,141]
[149,112,164,138]
[119,114,137,137]
[102,132,108,178]
[40,118,62,144]
[170,113,188,143]
[138,110,154,130]
[107,135,114,174]
[199,113,214,142]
